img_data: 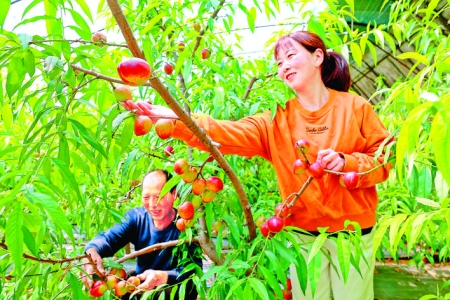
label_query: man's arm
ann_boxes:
[84,210,135,257]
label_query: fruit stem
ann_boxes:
[286,176,314,208]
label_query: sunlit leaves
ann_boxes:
[5,202,24,276]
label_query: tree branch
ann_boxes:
[115,238,200,263]
[105,0,257,243]
[0,242,87,264]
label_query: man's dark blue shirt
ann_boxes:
[85,207,202,298]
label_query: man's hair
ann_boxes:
[142,169,176,193]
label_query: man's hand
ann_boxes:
[81,248,105,289]
[120,100,178,122]
[316,148,345,172]
[136,270,169,290]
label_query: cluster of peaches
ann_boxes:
[91,30,211,139]
[172,157,224,232]
[88,268,140,298]
[257,139,361,238]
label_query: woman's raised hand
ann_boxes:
[120,100,178,122]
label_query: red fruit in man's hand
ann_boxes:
[275,203,290,219]
[117,58,151,86]
[114,86,132,102]
[105,275,118,290]
[91,32,107,44]
[126,276,141,293]
[260,221,270,237]
[114,280,129,297]
[164,145,174,156]
[173,158,189,174]
[267,216,284,233]
[201,48,211,59]
[293,159,309,175]
[294,139,310,155]
[109,268,127,279]
[342,171,359,189]
[201,189,217,203]
[308,162,325,179]
[155,118,174,139]
[134,116,152,136]
[163,63,174,75]
[90,280,108,297]
[206,176,223,192]
[176,218,186,231]
[192,178,206,195]
[178,202,194,220]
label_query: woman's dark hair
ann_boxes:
[274,31,351,92]
[142,169,176,192]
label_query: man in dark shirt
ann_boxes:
[81,169,202,299]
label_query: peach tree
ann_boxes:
[0,0,449,299]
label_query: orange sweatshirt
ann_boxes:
[172,89,392,232]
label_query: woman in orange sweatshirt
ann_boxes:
[122,31,392,300]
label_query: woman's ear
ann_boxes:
[314,48,325,67]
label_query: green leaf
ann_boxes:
[396,52,430,66]
[349,42,362,68]
[141,13,165,35]
[6,53,26,98]
[272,238,296,263]
[388,213,407,253]
[67,8,92,40]
[27,192,75,245]
[67,272,89,300]
[1,103,13,131]
[24,50,35,77]
[431,109,450,186]
[74,0,93,23]
[22,225,38,257]
[247,7,257,33]
[51,158,83,202]
[5,202,24,276]
[336,233,351,284]
[259,265,283,298]
[307,17,327,43]
[308,243,322,299]
[112,111,131,130]
[0,0,10,28]
[248,277,269,300]
[307,233,327,264]
[18,33,33,50]
[69,118,107,158]
[265,250,286,281]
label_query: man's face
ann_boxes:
[141,171,176,224]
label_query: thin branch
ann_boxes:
[30,39,128,48]
[0,242,87,264]
[105,0,257,243]
[115,238,200,263]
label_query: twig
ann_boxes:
[0,242,87,264]
[30,39,128,48]
[115,238,200,263]
[287,176,314,208]
[86,252,105,279]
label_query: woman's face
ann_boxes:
[276,39,323,92]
